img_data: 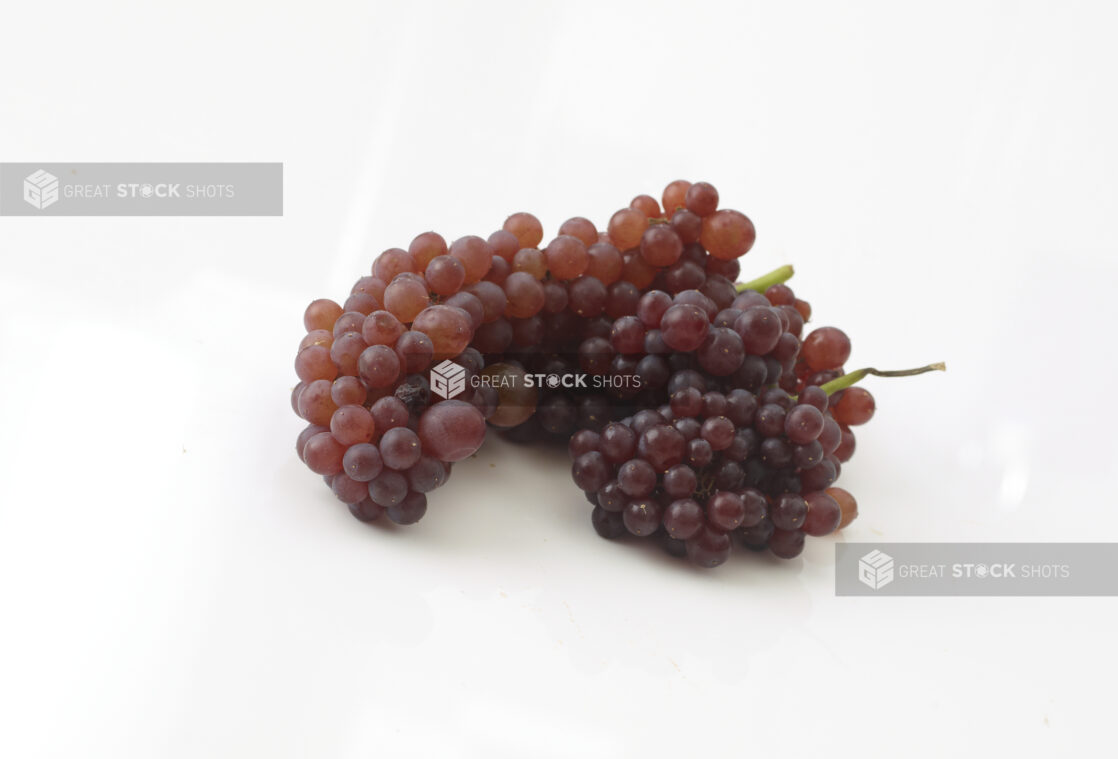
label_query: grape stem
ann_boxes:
[818,363,947,396]
[735,265,794,293]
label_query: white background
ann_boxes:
[2,1,1116,756]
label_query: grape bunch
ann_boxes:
[568,307,866,568]
[290,179,939,564]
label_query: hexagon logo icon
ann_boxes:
[430,359,466,400]
[858,549,894,590]
[24,169,59,210]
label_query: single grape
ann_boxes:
[605,281,640,320]
[368,470,409,507]
[295,344,338,383]
[358,344,401,388]
[299,329,333,352]
[827,486,859,528]
[740,488,767,528]
[799,385,828,412]
[617,458,657,498]
[771,493,807,531]
[378,426,422,471]
[362,310,406,347]
[591,506,626,539]
[331,404,376,446]
[331,473,370,504]
[332,312,367,339]
[630,194,661,218]
[708,491,747,531]
[663,499,703,540]
[545,235,590,280]
[662,260,706,294]
[769,528,805,559]
[696,327,745,376]
[799,459,838,491]
[395,330,435,374]
[304,299,343,332]
[636,290,672,329]
[661,179,691,214]
[503,212,544,248]
[387,491,428,525]
[832,386,875,426]
[663,464,698,498]
[411,305,472,358]
[449,236,493,285]
[383,276,431,323]
[371,396,409,433]
[298,379,338,426]
[685,525,732,568]
[792,440,824,469]
[698,416,734,451]
[504,272,546,319]
[670,208,702,244]
[424,255,466,296]
[344,291,379,316]
[686,438,713,468]
[303,431,346,475]
[623,499,662,537]
[802,491,842,536]
[785,404,825,444]
[621,252,658,289]
[349,498,385,523]
[607,207,648,250]
[801,326,851,371]
[639,224,683,267]
[609,315,645,355]
[684,181,719,216]
[585,242,623,285]
[417,400,486,461]
[295,423,327,459]
[733,306,783,354]
[754,404,787,437]
[408,231,448,270]
[343,443,384,482]
[700,209,755,260]
[637,425,686,471]
[834,425,856,463]
[659,304,710,352]
[374,248,417,282]
[329,332,368,377]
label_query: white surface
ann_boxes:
[2,2,1117,756]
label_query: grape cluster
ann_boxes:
[291,180,877,563]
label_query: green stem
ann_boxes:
[735,265,794,293]
[818,363,947,396]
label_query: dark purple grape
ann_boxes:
[771,493,807,531]
[386,491,427,525]
[755,404,787,437]
[592,506,626,539]
[663,465,698,498]
[623,499,663,537]
[686,526,731,568]
[618,458,657,498]
[368,471,409,507]
[663,499,704,540]
[769,528,805,559]
[572,451,611,492]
